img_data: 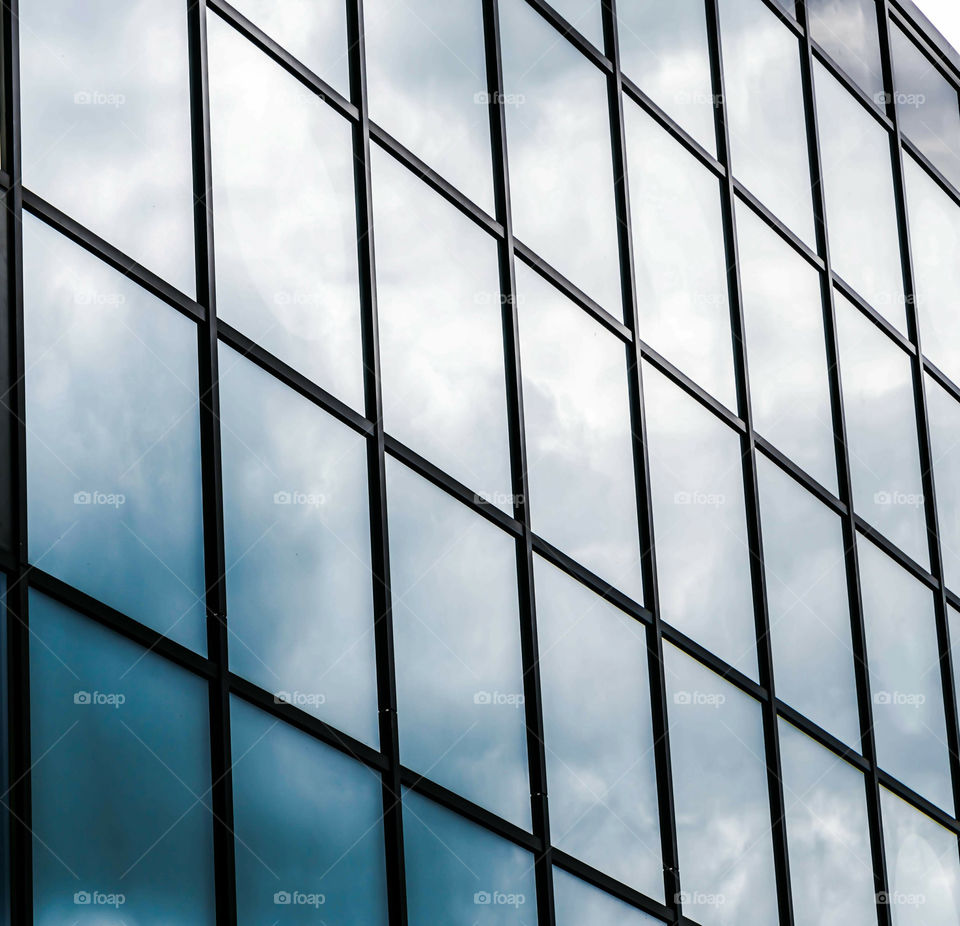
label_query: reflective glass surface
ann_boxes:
[403,790,538,926]
[645,365,757,678]
[553,868,659,926]
[718,0,816,246]
[534,557,661,898]
[517,263,643,600]
[626,101,737,408]
[926,375,960,595]
[859,536,952,812]
[815,62,906,330]
[387,460,530,828]
[218,345,379,747]
[30,593,215,925]
[230,698,388,925]
[779,721,876,926]
[23,217,206,653]
[737,202,837,490]
[365,0,494,212]
[758,457,859,746]
[665,645,778,926]
[208,15,364,410]
[20,0,196,296]
[808,0,884,98]
[549,0,603,47]
[499,0,622,316]
[372,149,512,506]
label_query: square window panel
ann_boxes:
[20,0,196,297]
[807,0,884,99]
[553,868,660,925]
[499,0,622,317]
[517,264,643,602]
[535,556,661,899]
[230,697,388,925]
[218,345,379,748]
[29,592,215,925]
[387,459,530,829]
[23,217,206,653]
[926,375,960,596]
[645,364,757,678]
[208,14,364,410]
[372,149,512,507]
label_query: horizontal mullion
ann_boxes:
[923,355,960,407]
[831,271,918,357]
[755,434,848,518]
[876,767,960,834]
[775,699,869,772]
[809,37,894,130]
[900,134,960,210]
[521,0,612,74]
[854,515,940,591]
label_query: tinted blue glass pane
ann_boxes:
[403,790,537,926]
[23,216,206,653]
[29,592,215,924]
[553,867,659,926]
[218,345,378,747]
[387,460,530,828]
[230,698,388,925]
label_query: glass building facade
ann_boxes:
[0,0,959,923]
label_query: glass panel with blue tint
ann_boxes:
[926,375,960,596]
[779,720,877,926]
[208,14,364,410]
[836,292,928,567]
[218,345,379,747]
[665,644,778,926]
[29,592,215,925]
[644,364,757,678]
[617,0,717,155]
[626,100,737,408]
[737,201,837,491]
[230,697,388,925]
[808,0,884,98]
[881,788,960,925]
[718,0,816,246]
[20,0,195,296]
[403,790,537,926]
[758,457,859,746]
[553,867,660,926]
[372,149,512,507]
[365,0,494,212]
[387,459,530,828]
[815,62,905,330]
[859,536,952,812]
[23,217,206,653]
[499,0,621,316]
[534,556,661,899]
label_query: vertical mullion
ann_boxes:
[481,3,555,924]
[185,3,237,924]
[600,1,682,921]
[796,2,894,923]
[345,4,408,925]
[703,2,795,925]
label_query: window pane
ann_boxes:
[665,645,778,926]
[23,217,206,652]
[626,101,737,408]
[881,788,960,925]
[904,154,960,385]
[553,868,660,926]
[218,345,378,747]
[718,0,815,246]
[227,0,350,96]
[617,0,717,155]
[230,698,388,925]
[758,457,859,746]
[737,202,836,490]
[926,376,960,595]
[387,460,530,828]
[372,150,512,506]
[516,264,643,600]
[815,63,905,330]
[20,0,196,296]
[779,721,876,926]
[836,293,928,567]
[208,15,364,410]
[534,556,661,898]
[365,0,494,212]
[645,365,757,678]
[403,790,537,926]
[500,0,621,316]
[807,0,884,98]
[29,593,215,925]
[859,536,952,812]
